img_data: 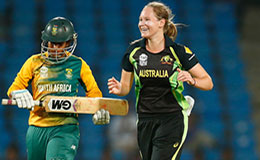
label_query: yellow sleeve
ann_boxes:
[7,56,34,97]
[80,58,102,98]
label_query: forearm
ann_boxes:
[192,76,213,91]
[117,70,134,96]
[117,81,131,96]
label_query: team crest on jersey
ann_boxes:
[65,68,73,79]
[52,25,58,36]
[139,53,148,66]
[40,66,48,78]
[161,55,173,65]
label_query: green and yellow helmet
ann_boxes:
[41,17,77,64]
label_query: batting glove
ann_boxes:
[184,95,195,116]
[92,109,110,125]
[11,89,35,110]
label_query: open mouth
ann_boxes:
[140,27,149,32]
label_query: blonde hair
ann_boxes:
[146,1,177,41]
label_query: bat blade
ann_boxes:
[44,96,129,116]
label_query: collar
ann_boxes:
[139,34,174,48]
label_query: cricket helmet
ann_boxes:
[41,17,77,64]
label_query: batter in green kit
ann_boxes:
[7,17,110,160]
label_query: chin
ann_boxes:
[140,33,150,38]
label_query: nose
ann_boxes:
[138,20,144,26]
[53,44,60,48]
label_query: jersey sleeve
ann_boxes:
[121,45,135,72]
[80,58,102,98]
[176,44,199,70]
[121,52,133,72]
[7,56,34,97]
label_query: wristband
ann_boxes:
[191,78,196,86]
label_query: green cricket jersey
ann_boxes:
[7,53,102,127]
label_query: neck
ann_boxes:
[146,33,165,53]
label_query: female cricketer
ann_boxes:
[7,17,109,160]
[108,1,213,160]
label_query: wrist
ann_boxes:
[191,78,196,86]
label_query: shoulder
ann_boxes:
[70,55,82,61]
[30,53,42,60]
[169,42,194,56]
[169,43,198,70]
[126,38,144,54]
[70,55,91,68]
[171,43,185,53]
[27,53,43,63]
[68,55,87,64]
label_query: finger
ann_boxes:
[109,88,119,94]
[107,78,113,83]
[92,114,98,124]
[21,94,27,108]
[100,109,105,117]
[177,73,184,81]
[96,110,101,121]
[105,111,110,124]
[27,92,35,108]
[108,84,119,91]
[177,68,182,72]
[24,92,32,109]
[107,81,115,86]
[108,77,116,82]
[108,78,118,85]
[16,99,23,108]
[101,109,106,123]
[108,83,116,89]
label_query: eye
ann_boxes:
[52,42,63,45]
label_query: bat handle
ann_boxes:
[1,99,42,106]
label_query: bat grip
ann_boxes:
[1,99,42,106]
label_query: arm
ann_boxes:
[80,59,102,97]
[108,69,134,96]
[7,56,35,109]
[177,63,213,91]
[7,57,34,98]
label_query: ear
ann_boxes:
[159,19,166,28]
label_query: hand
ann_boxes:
[184,95,195,116]
[108,77,122,95]
[11,89,35,109]
[177,68,195,86]
[92,109,110,125]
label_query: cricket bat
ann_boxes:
[1,96,129,116]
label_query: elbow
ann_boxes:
[200,77,214,91]
[208,82,214,90]
[205,78,214,91]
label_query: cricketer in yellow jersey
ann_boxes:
[7,17,110,160]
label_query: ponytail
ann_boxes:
[165,21,177,41]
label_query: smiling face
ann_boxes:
[138,6,165,39]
